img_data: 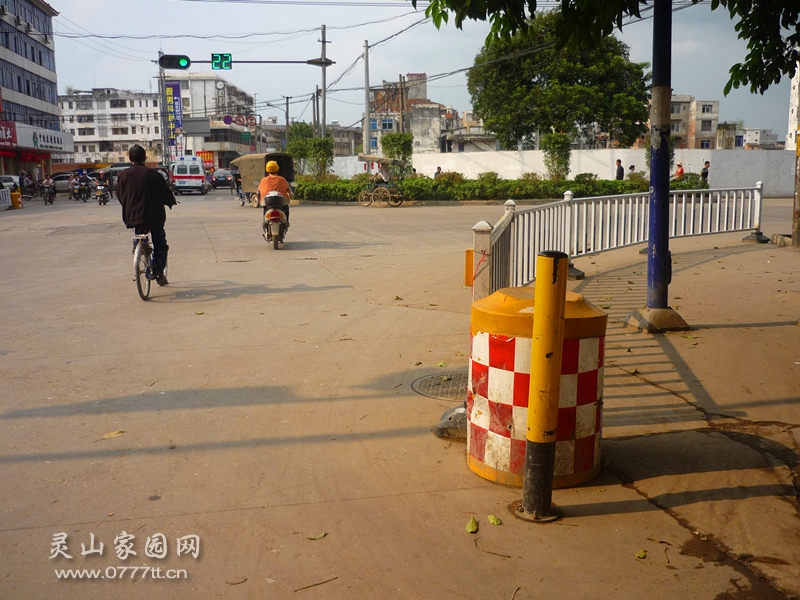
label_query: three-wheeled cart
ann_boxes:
[357,154,406,207]
[230,152,295,207]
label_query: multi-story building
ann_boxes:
[59,88,162,164]
[58,74,268,168]
[0,0,72,177]
[669,95,719,149]
[367,73,470,155]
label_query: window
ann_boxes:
[700,140,711,149]
[77,128,94,136]
[129,100,134,107]
[110,99,127,108]
[154,127,159,134]
[370,137,378,149]
[381,119,393,131]
[130,113,136,120]
[153,100,158,107]
[180,81,189,90]
[370,119,377,131]
[182,97,190,108]
[701,120,712,132]
[702,104,713,113]
[112,127,129,135]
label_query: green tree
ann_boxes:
[540,132,572,181]
[379,132,414,179]
[467,11,649,152]
[305,136,334,179]
[418,0,800,95]
[286,122,315,175]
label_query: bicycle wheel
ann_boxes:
[372,186,391,204]
[358,189,373,206]
[134,241,151,301]
[387,193,403,207]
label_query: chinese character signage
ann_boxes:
[0,120,17,147]
[165,81,183,151]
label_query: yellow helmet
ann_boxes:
[265,160,279,173]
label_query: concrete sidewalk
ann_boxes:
[0,195,798,599]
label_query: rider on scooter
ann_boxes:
[257,160,291,225]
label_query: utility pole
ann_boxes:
[284,96,290,149]
[312,90,318,136]
[625,0,688,333]
[399,74,406,134]
[794,128,800,248]
[363,40,370,155]
[320,24,328,138]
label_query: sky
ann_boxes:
[51,0,793,141]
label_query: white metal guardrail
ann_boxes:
[472,182,764,298]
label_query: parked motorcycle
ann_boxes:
[95,182,110,205]
[262,192,288,249]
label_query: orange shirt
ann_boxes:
[257,174,291,204]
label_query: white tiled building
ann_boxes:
[59,88,162,163]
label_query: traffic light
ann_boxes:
[158,55,191,70]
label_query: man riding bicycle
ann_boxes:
[116,145,176,286]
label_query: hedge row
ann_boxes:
[293,171,708,203]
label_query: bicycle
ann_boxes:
[358,181,404,207]
[132,232,166,300]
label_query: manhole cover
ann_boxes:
[411,372,468,401]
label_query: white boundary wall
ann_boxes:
[333,148,796,197]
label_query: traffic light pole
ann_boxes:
[158,51,169,166]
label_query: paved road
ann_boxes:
[1,191,798,599]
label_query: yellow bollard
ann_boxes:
[521,251,568,521]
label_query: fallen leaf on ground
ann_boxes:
[466,516,479,533]
[103,430,124,439]
[226,577,247,585]
[488,514,503,526]
[635,549,647,559]
[306,532,327,540]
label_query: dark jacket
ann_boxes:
[116,163,176,228]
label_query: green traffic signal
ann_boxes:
[159,55,191,70]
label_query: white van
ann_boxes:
[171,156,209,195]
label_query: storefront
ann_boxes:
[0,121,74,180]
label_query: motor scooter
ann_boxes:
[95,181,110,205]
[43,182,56,205]
[78,179,89,202]
[262,191,288,249]
[70,180,81,201]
